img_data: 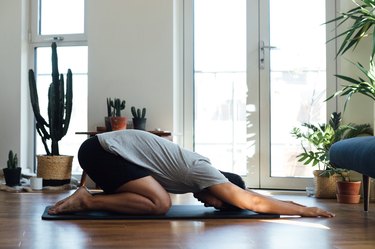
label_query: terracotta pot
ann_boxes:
[313,170,339,199]
[336,181,361,195]
[110,116,128,131]
[336,181,361,204]
[37,155,73,186]
[336,194,361,204]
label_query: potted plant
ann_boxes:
[2,150,21,187]
[110,98,127,130]
[291,112,372,198]
[131,106,147,130]
[335,170,362,204]
[325,0,375,108]
[28,42,74,186]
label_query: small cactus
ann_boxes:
[106,98,114,117]
[131,106,146,119]
[7,150,18,169]
[110,98,126,117]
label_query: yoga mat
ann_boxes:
[42,205,280,220]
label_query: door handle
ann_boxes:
[260,41,277,69]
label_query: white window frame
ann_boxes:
[30,0,87,45]
[29,0,88,174]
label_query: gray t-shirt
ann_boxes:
[97,130,228,194]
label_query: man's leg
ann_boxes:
[48,175,171,215]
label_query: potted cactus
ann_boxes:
[3,150,21,187]
[105,97,114,131]
[110,98,127,130]
[28,42,74,186]
[131,106,147,130]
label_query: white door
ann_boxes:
[190,0,336,189]
[258,0,336,189]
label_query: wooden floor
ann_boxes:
[0,189,374,249]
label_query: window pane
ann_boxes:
[40,0,85,35]
[35,46,88,173]
[194,0,247,175]
[269,0,326,177]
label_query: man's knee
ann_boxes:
[152,195,172,215]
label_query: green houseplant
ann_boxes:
[131,106,147,130]
[326,0,375,59]
[335,170,362,204]
[326,0,375,108]
[28,42,74,186]
[291,112,372,198]
[110,98,127,130]
[2,150,21,187]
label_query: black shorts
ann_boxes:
[78,136,151,193]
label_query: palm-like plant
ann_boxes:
[326,61,375,110]
[326,0,375,58]
[325,0,375,109]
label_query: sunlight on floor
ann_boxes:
[253,189,306,197]
[261,219,330,230]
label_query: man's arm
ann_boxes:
[207,182,335,217]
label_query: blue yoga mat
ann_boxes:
[42,205,280,220]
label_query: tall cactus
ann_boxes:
[28,42,73,156]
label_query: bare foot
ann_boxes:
[48,187,92,214]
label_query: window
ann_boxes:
[30,0,87,173]
[186,0,337,188]
[39,0,85,35]
[193,0,247,175]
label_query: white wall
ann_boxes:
[87,0,174,132]
[0,0,31,170]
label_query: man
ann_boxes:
[49,130,334,218]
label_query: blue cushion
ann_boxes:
[329,136,375,178]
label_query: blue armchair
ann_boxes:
[330,136,375,211]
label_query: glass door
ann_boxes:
[193,0,247,176]
[259,0,331,189]
[190,0,336,189]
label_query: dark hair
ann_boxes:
[220,171,246,189]
[219,171,246,211]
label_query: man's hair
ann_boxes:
[219,171,246,189]
[219,171,247,211]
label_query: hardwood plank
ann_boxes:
[0,190,374,249]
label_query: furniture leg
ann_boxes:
[363,174,370,212]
